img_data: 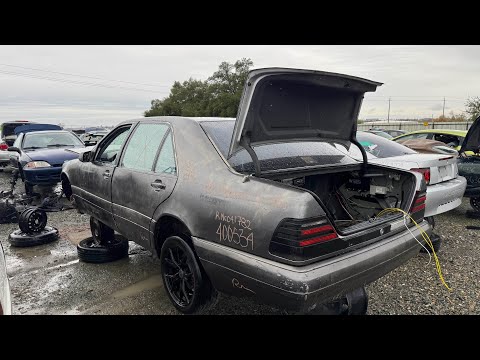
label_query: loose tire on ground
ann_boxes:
[160,236,217,314]
[0,201,18,224]
[77,236,129,263]
[8,226,59,247]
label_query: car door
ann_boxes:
[111,122,178,247]
[76,124,132,228]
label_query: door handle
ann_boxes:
[102,170,111,180]
[151,180,166,191]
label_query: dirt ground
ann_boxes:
[1,168,479,315]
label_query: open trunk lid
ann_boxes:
[227,68,383,161]
[460,115,480,154]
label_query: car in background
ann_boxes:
[80,130,109,146]
[369,128,406,138]
[364,129,393,139]
[0,241,11,315]
[396,139,459,155]
[9,124,85,195]
[392,129,467,151]
[0,120,36,168]
[341,131,466,218]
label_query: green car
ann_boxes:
[392,129,467,151]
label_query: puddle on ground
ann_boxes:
[11,246,51,258]
[110,274,163,300]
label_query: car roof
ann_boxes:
[393,129,468,138]
[24,130,72,135]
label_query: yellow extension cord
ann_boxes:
[376,208,452,291]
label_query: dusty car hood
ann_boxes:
[228,68,382,158]
[460,115,480,154]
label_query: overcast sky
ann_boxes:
[1,45,479,127]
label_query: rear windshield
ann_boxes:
[1,123,23,137]
[200,120,359,173]
[355,131,416,158]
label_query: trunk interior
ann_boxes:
[272,165,417,234]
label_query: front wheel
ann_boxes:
[160,236,217,314]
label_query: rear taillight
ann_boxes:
[410,168,430,185]
[0,142,8,151]
[409,191,426,223]
[270,217,339,260]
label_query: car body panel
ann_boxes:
[228,68,382,157]
[0,242,12,315]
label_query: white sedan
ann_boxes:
[342,131,467,217]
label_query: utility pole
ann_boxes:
[387,97,391,124]
[442,97,446,118]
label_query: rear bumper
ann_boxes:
[23,167,62,185]
[424,176,467,217]
[193,220,431,313]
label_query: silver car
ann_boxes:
[346,131,467,217]
[0,242,11,315]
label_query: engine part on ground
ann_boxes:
[77,236,129,263]
[18,208,48,234]
[8,226,59,247]
[311,286,369,315]
[420,232,442,253]
[0,199,18,224]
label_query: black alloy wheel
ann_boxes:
[18,208,47,234]
[160,236,216,314]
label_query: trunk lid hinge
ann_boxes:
[240,133,261,177]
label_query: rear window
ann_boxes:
[355,131,416,158]
[200,120,359,173]
[1,123,22,137]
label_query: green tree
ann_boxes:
[144,58,254,118]
[465,97,480,120]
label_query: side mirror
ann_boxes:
[7,147,21,154]
[79,151,92,162]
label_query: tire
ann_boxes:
[160,236,217,314]
[18,208,47,234]
[8,226,59,247]
[90,216,115,244]
[343,287,369,315]
[420,233,442,253]
[77,236,129,263]
[470,197,480,212]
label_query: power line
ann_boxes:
[0,63,171,88]
[0,69,170,94]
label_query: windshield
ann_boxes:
[200,120,359,173]
[23,131,84,150]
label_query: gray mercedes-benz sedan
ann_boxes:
[61,68,431,314]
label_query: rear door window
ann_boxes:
[121,123,169,172]
[154,131,176,175]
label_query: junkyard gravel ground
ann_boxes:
[1,168,479,315]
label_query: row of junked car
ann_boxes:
[2,67,480,315]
